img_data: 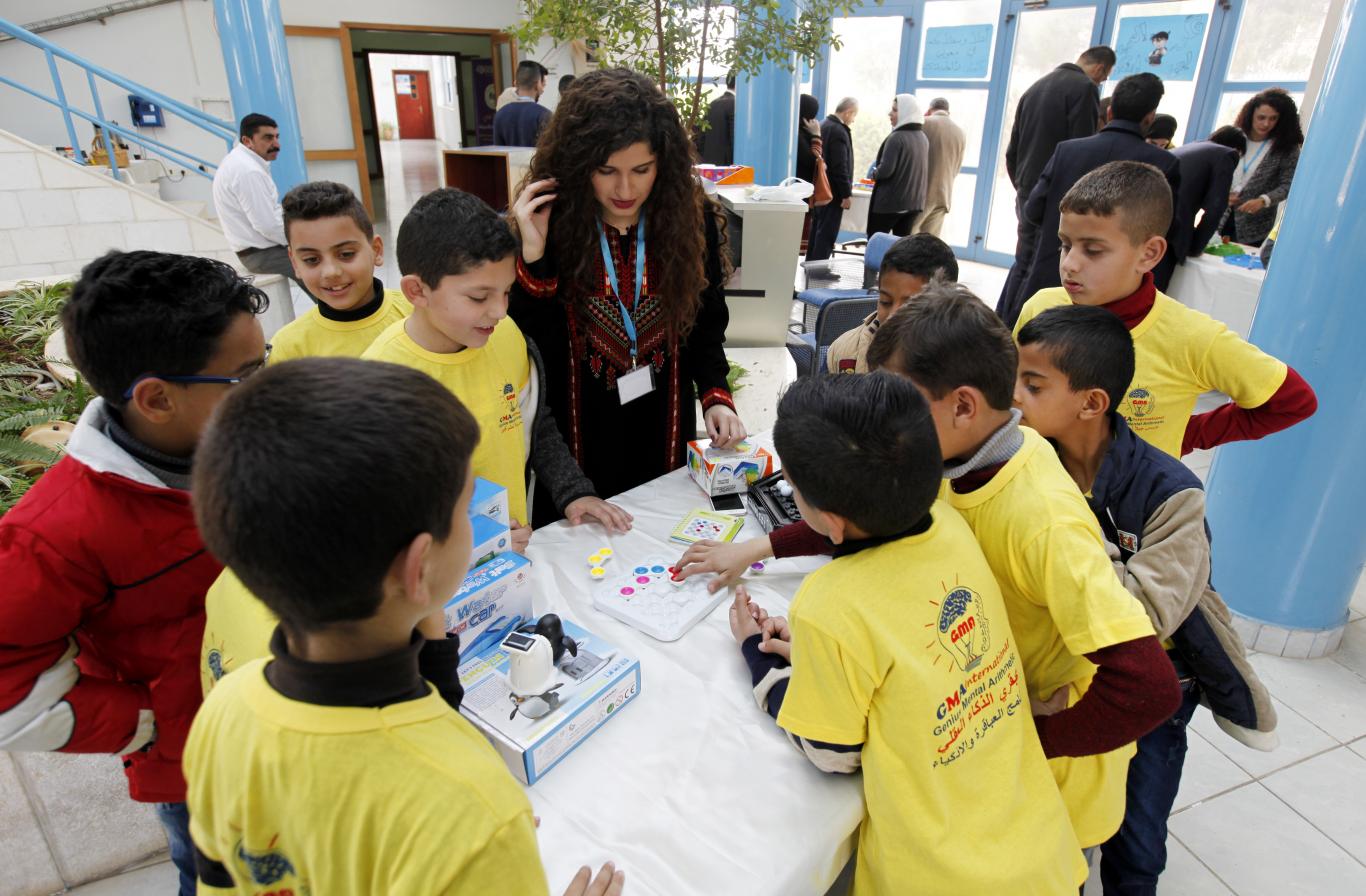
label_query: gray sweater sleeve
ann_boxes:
[524,338,597,515]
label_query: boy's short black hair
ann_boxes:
[880,233,959,283]
[516,60,548,89]
[559,74,576,94]
[61,251,267,409]
[193,358,480,631]
[1059,160,1173,246]
[238,113,277,140]
[281,181,374,242]
[1079,46,1117,68]
[866,280,1017,411]
[1146,113,1178,142]
[1110,73,1164,123]
[396,188,518,287]
[1208,125,1248,156]
[774,373,942,536]
[1018,305,1135,413]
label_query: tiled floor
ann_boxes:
[66,242,1366,895]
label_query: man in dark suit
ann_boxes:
[698,72,737,165]
[997,72,1180,326]
[1005,46,1116,205]
[805,96,858,262]
[1171,126,1246,261]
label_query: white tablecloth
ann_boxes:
[522,449,861,895]
[1167,252,1264,339]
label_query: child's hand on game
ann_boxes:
[704,404,747,450]
[564,496,634,533]
[728,586,767,645]
[563,862,625,896]
[1031,687,1070,718]
[676,536,772,593]
[758,615,791,661]
[510,519,532,554]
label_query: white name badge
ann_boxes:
[617,364,655,405]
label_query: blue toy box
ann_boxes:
[457,618,641,785]
[471,477,510,526]
[469,513,511,569]
[444,552,533,651]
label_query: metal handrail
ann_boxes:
[0,15,236,180]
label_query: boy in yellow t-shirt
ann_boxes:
[364,188,629,551]
[864,283,1181,850]
[731,373,1085,894]
[1013,161,1315,459]
[271,181,410,361]
[185,358,622,896]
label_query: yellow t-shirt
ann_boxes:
[185,659,548,895]
[1015,288,1287,457]
[363,318,530,524]
[201,568,276,695]
[940,427,1156,847]
[269,289,411,362]
[778,501,1086,894]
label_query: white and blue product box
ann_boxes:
[471,477,510,527]
[457,618,641,785]
[443,552,533,653]
[469,513,511,570]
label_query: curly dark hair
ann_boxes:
[521,68,716,337]
[1234,89,1304,149]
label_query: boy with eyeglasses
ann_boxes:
[0,250,269,896]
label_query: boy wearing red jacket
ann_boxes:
[0,251,269,895]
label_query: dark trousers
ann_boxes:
[997,192,1038,327]
[866,210,917,239]
[806,200,846,261]
[1099,677,1202,896]
[154,801,196,896]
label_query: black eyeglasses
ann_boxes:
[121,344,272,400]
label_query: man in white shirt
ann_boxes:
[212,113,306,293]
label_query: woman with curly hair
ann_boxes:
[510,68,746,521]
[1226,89,1304,245]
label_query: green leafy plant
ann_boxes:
[510,0,874,133]
[0,280,87,515]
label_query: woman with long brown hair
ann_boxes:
[511,68,745,521]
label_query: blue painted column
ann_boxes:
[212,0,307,194]
[1204,0,1365,639]
[734,0,799,185]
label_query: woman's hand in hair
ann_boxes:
[512,178,558,264]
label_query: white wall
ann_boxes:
[0,0,230,207]
[281,0,519,30]
[367,54,464,150]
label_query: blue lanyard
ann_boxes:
[597,212,646,365]
[1242,140,1268,176]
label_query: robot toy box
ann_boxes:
[686,438,776,497]
[457,615,641,785]
[443,552,533,651]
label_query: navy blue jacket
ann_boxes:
[997,120,1181,326]
[491,100,550,147]
[1171,141,1239,260]
[1089,417,1270,732]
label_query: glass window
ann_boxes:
[918,0,1001,82]
[939,172,976,248]
[1212,89,1306,130]
[1226,0,1332,82]
[913,88,988,168]
[825,16,907,182]
[1106,1,1215,147]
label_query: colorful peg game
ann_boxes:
[592,556,727,641]
[669,509,744,545]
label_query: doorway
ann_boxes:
[393,70,435,139]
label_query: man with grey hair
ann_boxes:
[806,96,859,262]
[913,97,967,238]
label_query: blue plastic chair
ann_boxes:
[786,296,879,376]
[794,232,899,332]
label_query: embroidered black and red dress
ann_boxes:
[511,212,735,525]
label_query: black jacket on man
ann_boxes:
[820,114,854,201]
[699,91,735,165]
[1171,141,1240,260]
[996,119,1181,326]
[1005,63,1101,201]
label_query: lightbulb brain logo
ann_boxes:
[237,841,295,886]
[937,587,990,672]
[1127,387,1156,419]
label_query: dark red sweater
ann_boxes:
[1102,273,1317,456]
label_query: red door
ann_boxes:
[394,70,435,139]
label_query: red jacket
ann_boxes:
[0,401,220,802]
